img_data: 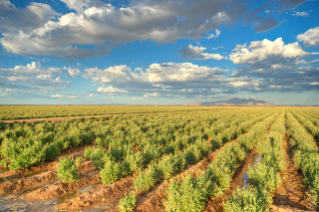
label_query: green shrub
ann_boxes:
[101,160,121,185]
[44,144,60,161]
[134,163,161,191]
[119,193,136,212]
[75,157,83,166]
[164,173,212,212]
[126,153,144,173]
[57,158,79,183]
[224,186,272,212]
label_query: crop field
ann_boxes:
[0,106,214,120]
[0,107,318,212]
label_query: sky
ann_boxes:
[0,0,318,105]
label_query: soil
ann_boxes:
[271,135,316,211]
[0,161,94,196]
[0,146,88,180]
[55,176,133,211]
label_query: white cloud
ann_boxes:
[77,63,82,66]
[229,38,307,64]
[66,95,79,98]
[310,82,319,85]
[64,67,81,77]
[179,45,225,60]
[291,11,310,17]
[212,46,223,50]
[0,62,69,91]
[88,93,94,97]
[207,29,220,39]
[97,86,128,93]
[52,94,63,98]
[297,27,319,47]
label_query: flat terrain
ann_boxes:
[0,107,318,212]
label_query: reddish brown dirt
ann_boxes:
[271,135,316,211]
[0,146,90,180]
[315,138,319,149]
[202,148,259,212]
[0,161,94,195]
[270,205,317,212]
[23,169,100,201]
[55,176,133,211]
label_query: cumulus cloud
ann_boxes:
[212,46,223,50]
[230,38,319,93]
[229,38,307,64]
[207,29,221,39]
[0,62,69,91]
[179,45,225,60]
[297,27,319,47]
[97,86,128,93]
[0,0,303,59]
[0,0,60,33]
[64,67,81,77]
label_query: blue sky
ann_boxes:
[0,0,318,105]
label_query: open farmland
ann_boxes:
[0,107,318,212]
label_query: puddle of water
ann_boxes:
[56,191,77,204]
[44,180,61,187]
[242,153,262,188]
[77,184,97,194]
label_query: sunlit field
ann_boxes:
[0,107,318,211]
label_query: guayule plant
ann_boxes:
[119,193,136,212]
[44,144,60,161]
[57,158,79,183]
[224,186,272,212]
[101,160,122,185]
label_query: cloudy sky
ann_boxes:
[0,0,318,105]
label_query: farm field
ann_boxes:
[0,105,217,120]
[0,107,318,212]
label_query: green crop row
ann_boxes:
[132,109,277,194]
[224,110,286,211]
[163,110,279,212]
[84,109,275,188]
[0,105,216,120]
[290,110,319,139]
[286,110,319,208]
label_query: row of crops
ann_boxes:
[0,108,318,212]
[0,105,213,120]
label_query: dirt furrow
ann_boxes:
[270,135,316,211]
[132,140,239,212]
[55,176,133,210]
[0,161,95,195]
[202,148,260,212]
[0,145,90,180]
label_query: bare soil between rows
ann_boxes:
[0,144,90,180]
[270,134,316,211]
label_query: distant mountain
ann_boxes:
[187,98,274,106]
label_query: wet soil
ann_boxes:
[271,135,316,211]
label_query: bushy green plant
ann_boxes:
[224,186,272,212]
[57,158,79,183]
[134,163,161,191]
[44,144,60,161]
[119,193,136,212]
[164,172,212,212]
[75,157,83,166]
[101,160,122,185]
